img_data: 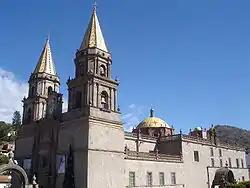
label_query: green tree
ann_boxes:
[12,111,21,127]
[0,154,9,165]
[0,121,13,142]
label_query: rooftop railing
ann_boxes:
[125,150,183,163]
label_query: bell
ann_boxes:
[101,97,106,103]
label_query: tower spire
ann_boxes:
[79,4,109,52]
[33,38,57,75]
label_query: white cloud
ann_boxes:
[0,68,28,123]
[0,68,70,122]
[121,104,147,132]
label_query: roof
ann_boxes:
[33,38,57,76]
[137,108,170,129]
[79,6,108,52]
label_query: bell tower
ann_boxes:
[22,38,60,124]
[66,5,125,188]
[67,5,119,120]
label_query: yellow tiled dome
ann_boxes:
[137,108,170,129]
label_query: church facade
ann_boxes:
[15,6,249,188]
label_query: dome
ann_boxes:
[137,108,170,129]
[195,127,202,131]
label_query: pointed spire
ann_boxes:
[33,38,57,75]
[79,5,109,52]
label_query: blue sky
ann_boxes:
[0,0,250,132]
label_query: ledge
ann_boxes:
[125,151,183,163]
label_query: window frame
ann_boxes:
[193,150,199,162]
[210,147,214,157]
[129,171,136,187]
[147,172,153,186]
[219,149,222,157]
[241,159,244,168]
[159,172,165,186]
[171,172,176,185]
[236,159,240,168]
[211,158,215,167]
[220,159,223,167]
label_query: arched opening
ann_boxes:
[74,91,82,109]
[100,65,106,77]
[101,91,108,109]
[212,167,236,188]
[31,86,35,96]
[27,108,32,123]
[0,164,29,188]
[48,86,53,94]
[227,170,235,183]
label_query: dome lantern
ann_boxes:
[150,107,154,117]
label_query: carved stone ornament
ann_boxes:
[148,128,154,136]
[160,128,165,136]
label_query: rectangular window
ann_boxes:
[242,176,245,182]
[210,148,214,157]
[220,159,223,167]
[129,172,135,187]
[236,159,239,168]
[219,149,222,157]
[211,158,215,167]
[229,158,232,167]
[171,172,176,185]
[241,159,244,168]
[159,172,165,186]
[194,151,199,162]
[147,172,153,186]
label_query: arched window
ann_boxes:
[31,86,35,96]
[100,65,106,77]
[27,108,32,123]
[48,86,53,94]
[101,91,108,109]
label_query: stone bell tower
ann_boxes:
[22,38,60,124]
[66,5,125,188]
[67,5,119,120]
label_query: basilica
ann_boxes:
[15,5,249,188]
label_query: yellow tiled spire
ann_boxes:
[79,5,109,52]
[33,38,57,75]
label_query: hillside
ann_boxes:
[215,125,250,151]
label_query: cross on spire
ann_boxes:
[93,0,97,12]
[47,31,50,41]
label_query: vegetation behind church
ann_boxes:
[215,125,250,151]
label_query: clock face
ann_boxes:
[49,107,53,115]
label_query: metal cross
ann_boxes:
[93,0,97,11]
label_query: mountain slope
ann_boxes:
[215,125,250,151]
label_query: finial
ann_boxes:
[93,0,97,12]
[47,31,50,41]
[150,106,154,117]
